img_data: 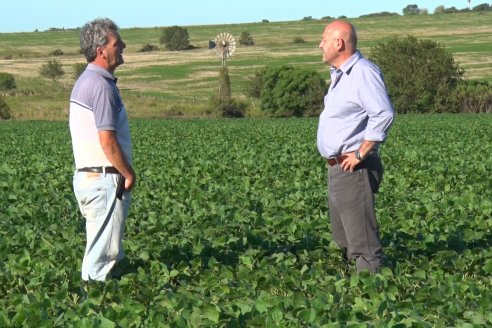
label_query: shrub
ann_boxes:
[239,31,255,46]
[39,59,65,81]
[244,67,266,99]
[260,65,326,117]
[0,72,16,95]
[454,81,492,113]
[138,43,159,52]
[293,37,306,44]
[370,36,463,113]
[49,49,64,56]
[432,80,492,113]
[262,19,270,23]
[209,96,248,118]
[73,63,87,80]
[219,98,248,118]
[0,95,11,119]
[159,26,192,51]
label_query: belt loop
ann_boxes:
[103,166,106,176]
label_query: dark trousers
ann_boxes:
[327,153,384,272]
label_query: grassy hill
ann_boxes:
[0,12,491,119]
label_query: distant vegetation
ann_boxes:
[160,26,194,51]
[72,63,87,80]
[48,49,64,56]
[372,36,464,113]
[257,65,326,117]
[0,8,491,119]
[0,72,16,95]
[138,43,159,53]
[239,31,255,46]
[0,94,11,119]
[39,59,64,81]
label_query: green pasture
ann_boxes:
[1,115,491,326]
[0,12,491,119]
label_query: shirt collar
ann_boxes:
[330,50,362,75]
[87,63,117,83]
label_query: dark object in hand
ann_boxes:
[116,175,125,200]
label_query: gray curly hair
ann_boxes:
[79,18,119,63]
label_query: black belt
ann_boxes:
[78,166,120,174]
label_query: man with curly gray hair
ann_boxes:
[69,18,136,281]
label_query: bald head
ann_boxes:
[319,20,358,68]
[326,20,357,51]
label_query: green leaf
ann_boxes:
[139,251,150,261]
[203,305,220,324]
[482,259,492,274]
[299,308,316,323]
[254,300,270,314]
[235,299,253,315]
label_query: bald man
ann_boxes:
[317,20,395,273]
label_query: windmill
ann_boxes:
[209,33,236,101]
[210,32,236,67]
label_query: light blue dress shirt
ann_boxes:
[317,51,394,159]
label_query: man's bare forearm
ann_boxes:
[98,130,136,190]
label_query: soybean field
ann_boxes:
[1,115,491,326]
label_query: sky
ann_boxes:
[0,0,473,33]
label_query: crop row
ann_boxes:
[1,115,491,326]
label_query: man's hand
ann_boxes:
[99,130,136,192]
[124,173,136,191]
[340,140,379,172]
[340,153,361,172]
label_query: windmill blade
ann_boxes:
[214,32,236,62]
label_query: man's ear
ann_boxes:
[337,39,346,52]
[96,46,105,58]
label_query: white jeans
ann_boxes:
[73,171,131,281]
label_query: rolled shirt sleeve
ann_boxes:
[358,63,394,142]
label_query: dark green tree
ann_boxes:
[370,36,463,113]
[473,3,491,11]
[260,65,326,117]
[403,4,420,15]
[159,26,192,51]
[39,59,65,81]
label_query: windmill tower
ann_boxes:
[209,32,236,101]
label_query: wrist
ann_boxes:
[355,149,363,161]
